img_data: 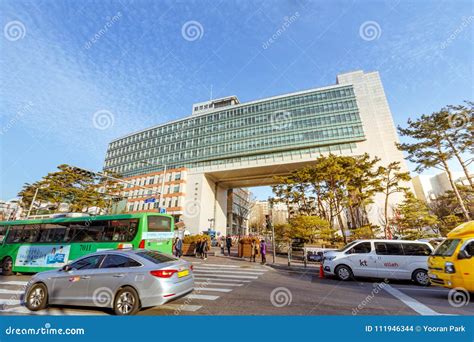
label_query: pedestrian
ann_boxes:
[250,239,259,262]
[260,239,267,264]
[201,238,208,260]
[195,239,202,258]
[226,236,232,256]
[174,237,183,258]
[219,237,225,256]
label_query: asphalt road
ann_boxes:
[0,255,472,316]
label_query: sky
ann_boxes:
[0,0,473,201]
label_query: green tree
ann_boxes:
[394,192,439,239]
[18,165,123,216]
[398,112,471,220]
[377,161,411,238]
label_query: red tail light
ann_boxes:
[150,270,177,278]
[139,240,145,248]
[190,265,194,271]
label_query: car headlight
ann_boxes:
[444,262,455,274]
[325,256,336,261]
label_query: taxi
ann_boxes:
[428,221,474,292]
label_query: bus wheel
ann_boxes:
[113,287,140,315]
[26,283,48,311]
[2,257,13,276]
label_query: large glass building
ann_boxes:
[104,70,409,235]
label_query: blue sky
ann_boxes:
[0,0,473,200]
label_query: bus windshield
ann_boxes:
[433,239,461,257]
[148,216,172,232]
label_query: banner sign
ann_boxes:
[142,232,174,240]
[15,245,71,267]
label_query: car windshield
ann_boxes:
[433,239,461,256]
[137,251,175,264]
[337,241,358,252]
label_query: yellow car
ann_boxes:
[428,221,474,292]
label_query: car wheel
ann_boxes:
[335,265,353,281]
[2,257,13,276]
[412,269,429,286]
[25,283,48,311]
[113,287,140,315]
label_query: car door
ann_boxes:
[457,239,474,291]
[49,254,104,305]
[375,242,407,279]
[85,254,143,307]
[345,242,377,277]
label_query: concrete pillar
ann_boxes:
[183,171,227,237]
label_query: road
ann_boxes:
[0,255,472,316]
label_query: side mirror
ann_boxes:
[458,250,472,260]
[61,264,72,272]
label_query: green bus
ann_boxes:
[0,212,175,275]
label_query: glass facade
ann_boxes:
[104,85,365,176]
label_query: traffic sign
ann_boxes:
[144,197,156,204]
[159,208,166,214]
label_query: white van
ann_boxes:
[322,240,433,285]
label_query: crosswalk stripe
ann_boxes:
[193,268,264,275]
[154,303,202,312]
[193,273,258,279]
[0,281,28,286]
[186,294,219,301]
[194,282,243,287]
[194,277,250,282]
[0,289,24,295]
[197,263,241,268]
[0,306,106,315]
[195,266,267,272]
[195,287,232,293]
[0,299,21,305]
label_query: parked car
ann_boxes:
[322,239,433,285]
[428,221,474,292]
[24,249,194,315]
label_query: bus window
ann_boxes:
[39,224,68,243]
[148,216,171,232]
[109,219,138,242]
[6,226,23,244]
[0,226,6,243]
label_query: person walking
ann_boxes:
[260,239,267,264]
[195,239,202,258]
[226,236,232,257]
[219,237,225,256]
[174,237,183,258]
[201,238,208,260]
[250,239,259,262]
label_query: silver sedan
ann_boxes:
[24,249,194,315]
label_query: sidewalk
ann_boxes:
[210,246,320,272]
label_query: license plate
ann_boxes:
[178,270,189,278]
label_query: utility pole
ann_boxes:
[26,187,40,219]
[266,198,276,264]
